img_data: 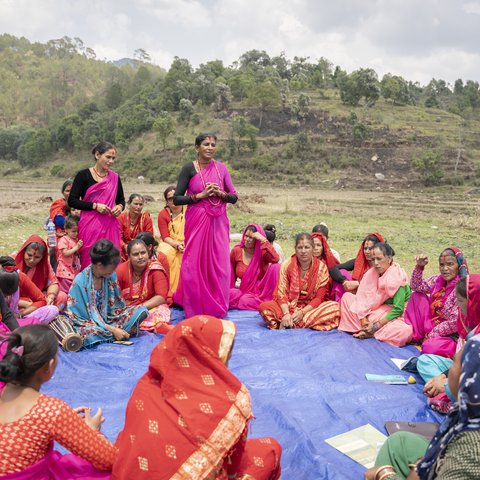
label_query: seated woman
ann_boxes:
[66,239,148,348]
[14,235,67,311]
[0,256,58,325]
[365,311,480,480]
[135,231,170,277]
[405,247,467,359]
[312,223,340,261]
[229,224,280,311]
[416,275,480,414]
[0,325,116,477]
[118,193,153,262]
[264,224,285,264]
[157,186,185,293]
[330,232,384,301]
[338,242,413,347]
[113,315,282,480]
[0,290,18,335]
[116,239,172,334]
[258,233,340,331]
[311,232,339,271]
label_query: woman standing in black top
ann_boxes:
[69,141,125,269]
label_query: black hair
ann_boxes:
[455,277,467,299]
[127,239,148,256]
[91,141,115,157]
[195,133,217,147]
[61,179,73,193]
[263,224,277,244]
[0,325,58,384]
[312,223,329,239]
[295,233,314,247]
[364,234,383,244]
[135,232,158,259]
[0,257,19,295]
[89,239,120,266]
[373,242,395,257]
[128,193,144,204]
[25,242,46,256]
[164,185,176,201]
[64,215,80,230]
[246,225,257,234]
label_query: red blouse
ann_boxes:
[18,272,46,309]
[0,394,117,473]
[230,242,279,281]
[116,261,169,304]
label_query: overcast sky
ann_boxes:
[1,0,479,85]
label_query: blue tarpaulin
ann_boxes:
[44,309,442,479]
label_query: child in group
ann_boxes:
[56,215,83,294]
[0,324,117,476]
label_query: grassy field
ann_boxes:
[1,178,479,278]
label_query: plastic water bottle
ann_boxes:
[47,219,56,247]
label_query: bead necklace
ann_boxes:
[167,206,184,234]
[194,159,223,206]
[92,166,107,178]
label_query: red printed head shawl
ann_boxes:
[113,316,252,480]
[352,232,385,281]
[232,224,267,294]
[123,259,166,306]
[14,234,49,291]
[457,274,480,339]
[311,232,339,271]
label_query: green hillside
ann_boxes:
[1,34,480,189]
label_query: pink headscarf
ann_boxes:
[232,224,267,294]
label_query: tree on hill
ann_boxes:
[338,68,380,107]
[247,81,281,129]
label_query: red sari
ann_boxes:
[14,235,67,310]
[113,316,282,480]
[118,211,154,261]
[116,259,171,333]
[352,231,385,281]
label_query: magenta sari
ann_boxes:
[78,171,121,269]
[229,224,281,311]
[173,161,236,317]
[1,444,110,479]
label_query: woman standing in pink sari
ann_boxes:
[173,134,238,318]
[69,141,125,269]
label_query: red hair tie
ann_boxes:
[2,265,16,273]
[11,346,24,357]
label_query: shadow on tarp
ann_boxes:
[44,309,442,480]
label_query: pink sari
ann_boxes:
[1,445,110,479]
[173,161,236,318]
[338,263,413,347]
[229,224,281,310]
[78,171,121,269]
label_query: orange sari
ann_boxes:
[259,256,340,331]
[113,316,281,480]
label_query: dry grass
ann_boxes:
[1,179,479,277]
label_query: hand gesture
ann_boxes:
[110,326,130,341]
[291,309,304,325]
[83,407,105,431]
[251,231,267,243]
[415,255,429,267]
[423,374,446,397]
[343,280,359,292]
[46,294,56,306]
[111,205,123,217]
[177,242,185,253]
[96,203,111,215]
[279,313,294,329]
[77,240,84,249]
